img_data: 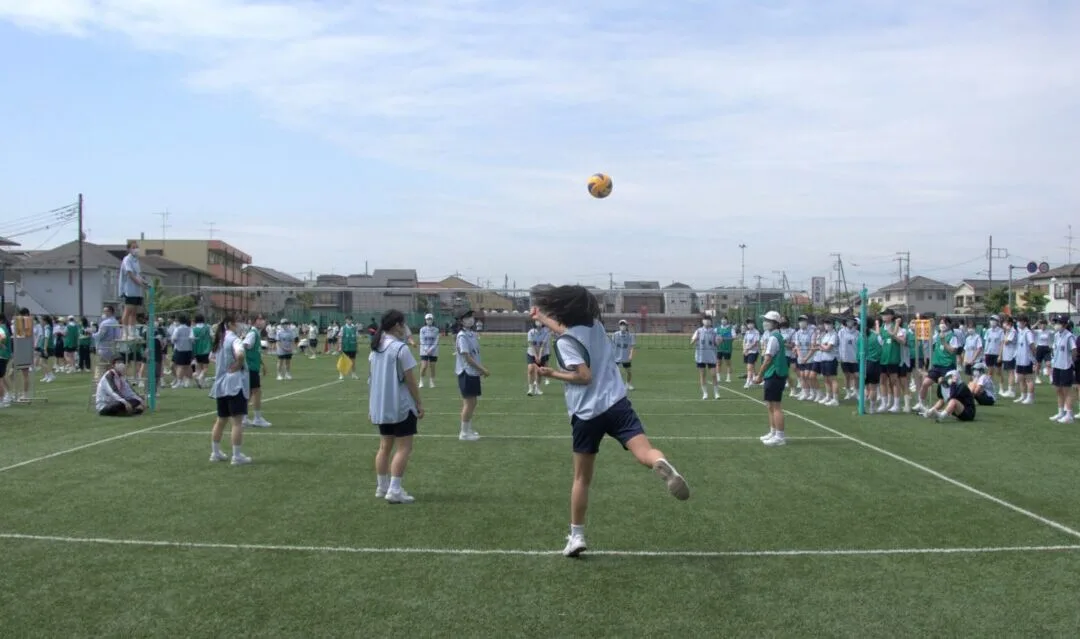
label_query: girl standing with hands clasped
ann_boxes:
[531,285,690,558]
[208,316,252,466]
[369,310,424,504]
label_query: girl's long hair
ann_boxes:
[531,285,601,327]
[370,309,406,351]
[211,315,235,354]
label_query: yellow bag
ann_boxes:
[336,353,350,376]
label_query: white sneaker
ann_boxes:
[1050,413,1064,422]
[759,431,775,442]
[913,402,926,412]
[725,376,731,383]
[459,431,480,441]
[276,374,283,381]
[1013,395,1025,403]
[428,380,436,388]
[418,380,425,388]
[375,486,388,499]
[527,387,534,396]
[652,459,690,500]
[563,534,587,558]
[714,390,721,400]
[701,392,708,400]
[242,417,254,426]
[1058,414,1075,424]
[627,383,635,391]
[252,416,271,428]
[544,379,550,386]
[284,373,293,380]
[1021,397,1034,405]
[763,434,787,447]
[385,489,415,504]
[231,453,253,466]
[1035,378,1043,384]
[534,386,543,396]
[209,451,229,462]
[825,398,839,407]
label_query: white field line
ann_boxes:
[718,385,1080,541]
[263,410,764,417]
[144,431,845,442]
[0,533,1077,558]
[282,396,748,403]
[0,380,343,473]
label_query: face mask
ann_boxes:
[798,321,807,329]
[534,321,542,328]
[702,320,712,327]
[763,321,775,331]
[463,318,475,329]
[1054,324,1063,331]
[966,328,975,334]
[939,324,948,332]
[619,325,628,332]
[990,321,998,327]
[114,363,126,375]
[426,319,434,325]
[720,321,728,327]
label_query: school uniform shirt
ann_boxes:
[1014,327,1035,366]
[0,323,11,361]
[779,327,795,358]
[838,327,858,363]
[1051,330,1077,371]
[172,325,193,353]
[973,373,996,401]
[118,253,142,298]
[611,329,635,363]
[275,327,296,355]
[192,324,212,356]
[794,328,815,363]
[930,331,960,369]
[983,326,1004,357]
[243,327,262,371]
[527,327,548,358]
[879,328,902,366]
[692,327,718,364]
[209,330,249,400]
[962,332,983,364]
[1002,327,1018,362]
[1035,329,1052,349]
[419,325,440,357]
[369,334,418,425]
[454,329,482,376]
[743,328,761,354]
[817,331,838,361]
[94,371,140,412]
[901,328,916,367]
[340,324,359,352]
[64,320,80,351]
[554,322,626,420]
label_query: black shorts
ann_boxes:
[881,363,900,376]
[763,375,786,402]
[249,370,261,390]
[458,372,482,398]
[420,355,437,362]
[898,363,911,378]
[36,347,51,359]
[696,361,716,369]
[957,405,976,422]
[818,360,839,377]
[744,353,759,365]
[122,295,143,307]
[619,361,632,369]
[984,354,1000,367]
[717,352,732,361]
[964,364,975,377]
[526,354,551,366]
[927,366,949,382]
[0,359,7,377]
[277,353,293,360]
[841,362,858,374]
[344,350,358,360]
[863,361,882,385]
[308,339,317,348]
[1003,359,1016,371]
[1016,363,1034,375]
[328,337,338,344]
[195,353,211,365]
[378,412,418,438]
[99,398,143,416]
[570,397,645,455]
[215,392,248,418]
[1035,346,1051,363]
[173,350,193,366]
[916,357,929,370]
[1052,368,1076,388]
[974,392,995,406]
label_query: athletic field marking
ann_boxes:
[264,410,764,418]
[145,431,845,442]
[283,396,749,403]
[0,380,343,474]
[719,385,1080,541]
[1,533,1076,558]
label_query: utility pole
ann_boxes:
[154,210,171,249]
[986,236,1008,286]
[738,244,747,288]
[77,193,84,317]
[896,251,910,315]
[207,221,217,239]
[1063,225,1075,264]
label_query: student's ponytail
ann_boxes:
[370,309,406,352]
[210,315,234,354]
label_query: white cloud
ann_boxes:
[1,0,1078,289]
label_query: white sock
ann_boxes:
[570,524,585,538]
[231,445,242,457]
[377,474,390,489]
[461,421,471,434]
[700,385,707,394]
[212,441,222,455]
[773,430,785,439]
[389,476,402,491]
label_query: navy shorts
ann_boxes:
[881,363,900,376]
[458,372,482,398]
[344,350,358,360]
[964,364,975,377]
[378,412,418,438]
[763,375,786,402]
[619,361,632,369]
[122,295,143,307]
[841,362,858,374]
[215,392,248,419]
[957,405,976,422]
[173,350,193,366]
[916,357,929,370]
[927,366,950,382]
[0,359,7,377]
[1052,368,1075,388]
[696,361,716,369]
[1016,363,1033,375]
[570,397,645,455]
[420,355,437,362]
[1003,359,1016,371]
[278,353,293,361]
[974,392,995,406]
[717,352,732,361]
[744,353,759,364]
[818,360,839,377]
[1035,346,1051,363]
[984,354,1000,367]
[526,355,550,366]
[195,353,210,365]
[864,361,882,385]
[249,370,261,390]
[898,362,911,377]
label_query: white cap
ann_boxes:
[762,311,782,322]
[425,313,434,320]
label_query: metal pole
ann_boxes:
[739,244,747,288]
[147,283,157,412]
[1007,265,1014,311]
[858,287,868,416]
[77,193,84,317]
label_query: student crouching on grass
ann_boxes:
[208,315,252,466]
[530,285,690,558]
[369,310,424,504]
[95,356,146,416]
[922,370,976,422]
[754,311,789,446]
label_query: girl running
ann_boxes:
[369,310,424,504]
[207,315,252,465]
[690,315,719,399]
[531,285,690,558]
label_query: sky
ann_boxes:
[0,0,1078,293]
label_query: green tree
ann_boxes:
[867,300,884,317]
[1019,288,1049,315]
[150,278,197,314]
[983,287,1009,314]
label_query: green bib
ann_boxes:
[762,330,789,378]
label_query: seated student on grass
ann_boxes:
[968,361,996,406]
[922,370,976,422]
[95,356,146,416]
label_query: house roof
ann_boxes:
[351,269,418,288]
[246,265,303,284]
[664,282,692,290]
[1019,263,1080,283]
[0,236,18,248]
[12,240,163,276]
[956,279,1008,293]
[624,281,660,290]
[872,276,951,294]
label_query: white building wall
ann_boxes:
[18,268,117,316]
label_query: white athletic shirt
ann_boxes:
[817,330,838,361]
[1002,327,1017,361]
[838,327,858,363]
[693,327,717,364]
[983,326,1004,356]
[974,373,996,401]
[419,325,440,357]
[1014,327,1035,367]
[1050,330,1077,370]
[368,333,418,425]
[454,329,482,376]
[611,330,635,363]
[963,332,983,364]
[118,253,142,298]
[743,328,761,354]
[555,322,626,420]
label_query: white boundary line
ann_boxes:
[0,380,343,474]
[283,396,749,403]
[264,410,764,417]
[0,533,1076,558]
[143,431,846,442]
[718,385,1080,541]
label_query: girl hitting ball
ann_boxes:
[531,285,690,558]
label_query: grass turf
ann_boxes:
[1,336,1079,638]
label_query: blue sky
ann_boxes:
[1,0,1077,293]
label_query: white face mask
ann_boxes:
[763,321,776,331]
[619,325,628,332]
[1054,324,1064,332]
[426,319,434,325]
[798,321,807,329]
[702,320,712,327]
[463,318,475,329]
[966,328,975,334]
[939,324,948,332]
[720,321,728,327]
[990,321,998,327]
[114,362,126,375]
[534,321,542,328]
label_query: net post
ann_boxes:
[858,287,868,415]
[147,283,157,411]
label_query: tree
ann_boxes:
[983,287,1009,314]
[1019,288,1049,315]
[867,300,884,317]
[150,278,197,314]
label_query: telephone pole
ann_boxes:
[896,251,910,315]
[77,193,85,317]
[154,210,171,248]
[206,221,217,239]
[986,236,1008,285]
[1063,225,1075,263]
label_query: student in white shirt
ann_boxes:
[526,320,551,396]
[961,321,984,377]
[369,310,424,504]
[1048,316,1077,423]
[531,285,689,558]
[968,361,996,406]
[793,316,816,400]
[417,313,441,388]
[1011,316,1037,405]
[306,322,319,359]
[816,319,840,407]
[1000,316,1018,398]
[170,315,194,389]
[610,320,636,390]
[778,318,798,398]
[455,310,489,441]
[982,315,1005,389]
[691,316,719,400]
[742,319,761,389]
[118,240,146,340]
[838,317,859,399]
[95,357,146,416]
[208,315,252,465]
[1034,319,1052,382]
[275,319,296,381]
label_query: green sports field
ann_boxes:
[1,336,1078,637]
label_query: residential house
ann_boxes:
[102,245,215,298]
[0,237,23,316]
[662,282,695,316]
[133,238,252,315]
[953,279,1008,314]
[699,286,785,314]
[311,274,351,315]
[439,276,515,312]
[869,276,952,316]
[245,265,306,318]
[618,281,663,315]
[1016,263,1080,316]
[351,269,419,316]
[12,240,162,317]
